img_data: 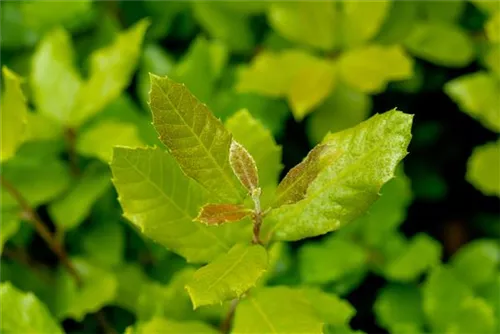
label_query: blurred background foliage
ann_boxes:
[0,1,499,333]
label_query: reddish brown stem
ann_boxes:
[220,298,239,334]
[0,175,82,286]
[65,128,80,176]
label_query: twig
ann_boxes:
[96,310,117,334]
[0,175,82,286]
[220,298,239,334]
[65,128,80,176]
[251,188,263,245]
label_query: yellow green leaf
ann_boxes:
[1,67,28,162]
[337,44,414,93]
[128,318,218,334]
[185,243,267,308]
[466,140,500,197]
[149,74,245,202]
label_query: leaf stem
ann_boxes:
[251,188,263,245]
[0,174,82,286]
[220,298,239,334]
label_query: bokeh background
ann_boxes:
[1,1,499,333]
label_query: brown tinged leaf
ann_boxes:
[195,204,252,226]
[229,140,259,194]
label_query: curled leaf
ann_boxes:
[195,203,252,225]
[229,140,259,194]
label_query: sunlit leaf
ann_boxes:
[128,318,218,334]
[445,72,500,133]
[149,74,244,202]
[1,67,27,162]
[404,22,474,67]
[0,282,63,334]
[466,140,500,197]
[337,45,414,93]
[111,146,249,263]
[269,110,413,241]
[185,243,267,308]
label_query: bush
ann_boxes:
[1,1,499,333]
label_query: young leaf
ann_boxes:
[149,74,245,203]
[76,120,143,162]
[269,109,413,241]
[237,49,336,120]
[225,109,283,191]
[70,19,150,126]
[185,243,267,308]
[0,282,63,334]
[1,67,28,162]
[195,203,252,225]
[48,163,111,230]
[232,286,324,334]
[52,257,117,321]
[445,72,500,133]
[267,2,336,50]
[302,288,356,327]
[30,27,82,125]
[111,146,249,263]
[229,140,259,194]
[337,45,414,93]
[128,318,218,334]
[467,140,499,198]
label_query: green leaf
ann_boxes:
[306,84,372,145]
[384,233,442,282]
[30,27,82,125]
[237,50,336,120]
[404,22,475,67]
[195,204,252,226]
[448,297,497,334]
[269,109,413,241]
[229,140,260,194]
[225,109,283,199]
[192,2,255,52]
[111,146,249,263]
[484,45,500,79]
[374,1,418,45]
[486,11,500,42]
[340,0,391,48]
[0,282,63,334]
[82,220,125,267]
[1,2,39,49]
[302,288,356,327]
[477,276,500,333]
[267,2,336,50]
[471,0,500,15]
[465,140,500,197]
[76,120,144,162]
[422,265,474,332]
[149,74,244,202]
[299,236,368,284]
[129,318,218,334]
[374,283,424,333]
[445,72,500,133]
[52,257,117,321]
[25,112,63,142]
[48,163,111,230]
[352,168,413,248]
[0,212,20,253]
[1,157,71,209]
[173,37,228,103]
[185,243,268,308]
[337,45,414,93]
[233,286,324,334]
[21,0,93,31]
[112,264,149,314]
[71,19,150,126]
[1,67,27,162]
[451,239,500,288]
[419,1,466,23]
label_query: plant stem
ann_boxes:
[220,298,239,334]
[96,310,117,334]
[65,128,80,176]
[0,175,82,286]
[251,188,263,245]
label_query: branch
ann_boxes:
[65,128,80,176]
[0,175,82,286]
[251,188,263,245]
[220,298,239,334]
